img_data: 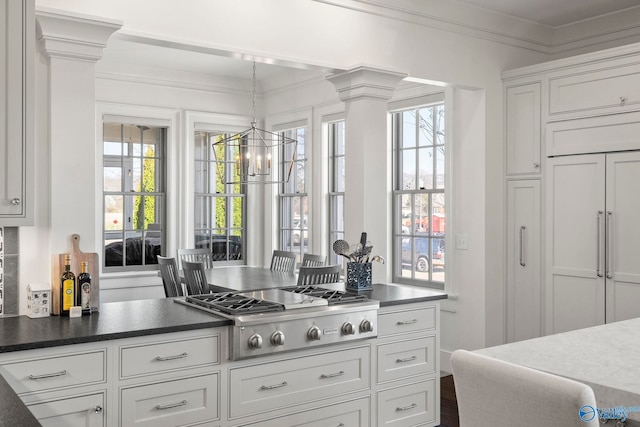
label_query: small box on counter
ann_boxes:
[26,283,51,318]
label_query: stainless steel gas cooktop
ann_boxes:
[175,286,379,360]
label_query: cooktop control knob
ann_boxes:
[307,325,322,341]
[342,322,356,335]
[360,319,374,333]
[248,333,263,349]
[271,331,285,346]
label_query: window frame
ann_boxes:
[391,102,446,290]
[101,122,167,272]
[193,129,246,264]
[327,119,345,266]
[278,125,308,263]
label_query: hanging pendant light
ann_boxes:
[212,61,297,184]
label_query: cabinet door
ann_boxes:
[27,392,105,427]
[0,0,33,224]
[506,83,541,175]
[506,180,541,342]
[546,155,605,334]
[605,152,640,323]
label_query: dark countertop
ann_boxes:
[0,374,40,426]
[0,298,231,353]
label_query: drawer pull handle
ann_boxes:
[396,319,417,325]
[155,352,188,361]
[155,400,187,410]
[396,403,417,412]
[320,370,345,379]
[260,381,288,390]
[396,355,418,363]
[28,370,67,380]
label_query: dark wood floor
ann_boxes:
[439,374,460,427]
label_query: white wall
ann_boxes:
[22,0,628,357]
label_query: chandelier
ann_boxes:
[212,62,297,184]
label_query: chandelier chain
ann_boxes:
[252,61,257,124]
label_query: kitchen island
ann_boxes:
[0,282,446,426]
[477,318,640,425]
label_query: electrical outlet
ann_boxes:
[455,234,469,250]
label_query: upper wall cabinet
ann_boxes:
[548,58,640,121]
[505,82,541,175]
[0,0,33,225]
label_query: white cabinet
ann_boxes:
[375,301,440,426]
[228,345,370,419]
[548,58,640,119]
[117,329,223,427]
[27,392,105,427]
[506,180,541,342]
[505,82,541,175]
[0,343,108,426]
[0,0,33,224]
[546,152,640,334]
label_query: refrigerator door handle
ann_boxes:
[597,211,603,278]
[519,226,526,267]
[606,211,613,279]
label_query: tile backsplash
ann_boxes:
[0,227,18,316]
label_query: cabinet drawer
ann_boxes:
[28,392,105,427]
[120,334,219,379]
[0,350,106,394]
[229,345,370,419]
[378,306,436,337]
[549,61,640,118]
[377,336,435,383]
[236,396,370,427]
[121,373,219,427]
[377,379,437,427]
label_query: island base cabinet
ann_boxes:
[27,392,105,427]
[234,397,370,427]
[377,379,436,427]
[120,373,219,427]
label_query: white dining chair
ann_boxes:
[450,349,599,426]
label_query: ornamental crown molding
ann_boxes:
[36,7,122,62]
[327,66,407,103]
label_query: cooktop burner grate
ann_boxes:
[282,286,368,305]
[185,293,284,315]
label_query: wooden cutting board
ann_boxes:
[51,234,100,315]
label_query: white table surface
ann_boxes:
[477,318,640,423]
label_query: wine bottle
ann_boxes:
[77,261,92,315]
[60,254,75,316]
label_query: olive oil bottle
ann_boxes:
[60,254,75,316]
[77,261,92,315]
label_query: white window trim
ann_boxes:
[95,102,179,279]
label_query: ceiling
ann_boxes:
[97,0,640,87]
[455,0,640,27]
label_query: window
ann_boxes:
[194,131,245,262]
[392,104,446,288]
[103,123,166,271]
[279,126,308,262]
[328,120,345,266]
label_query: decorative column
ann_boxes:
[37,9,121,254]
[327,67,406,282]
